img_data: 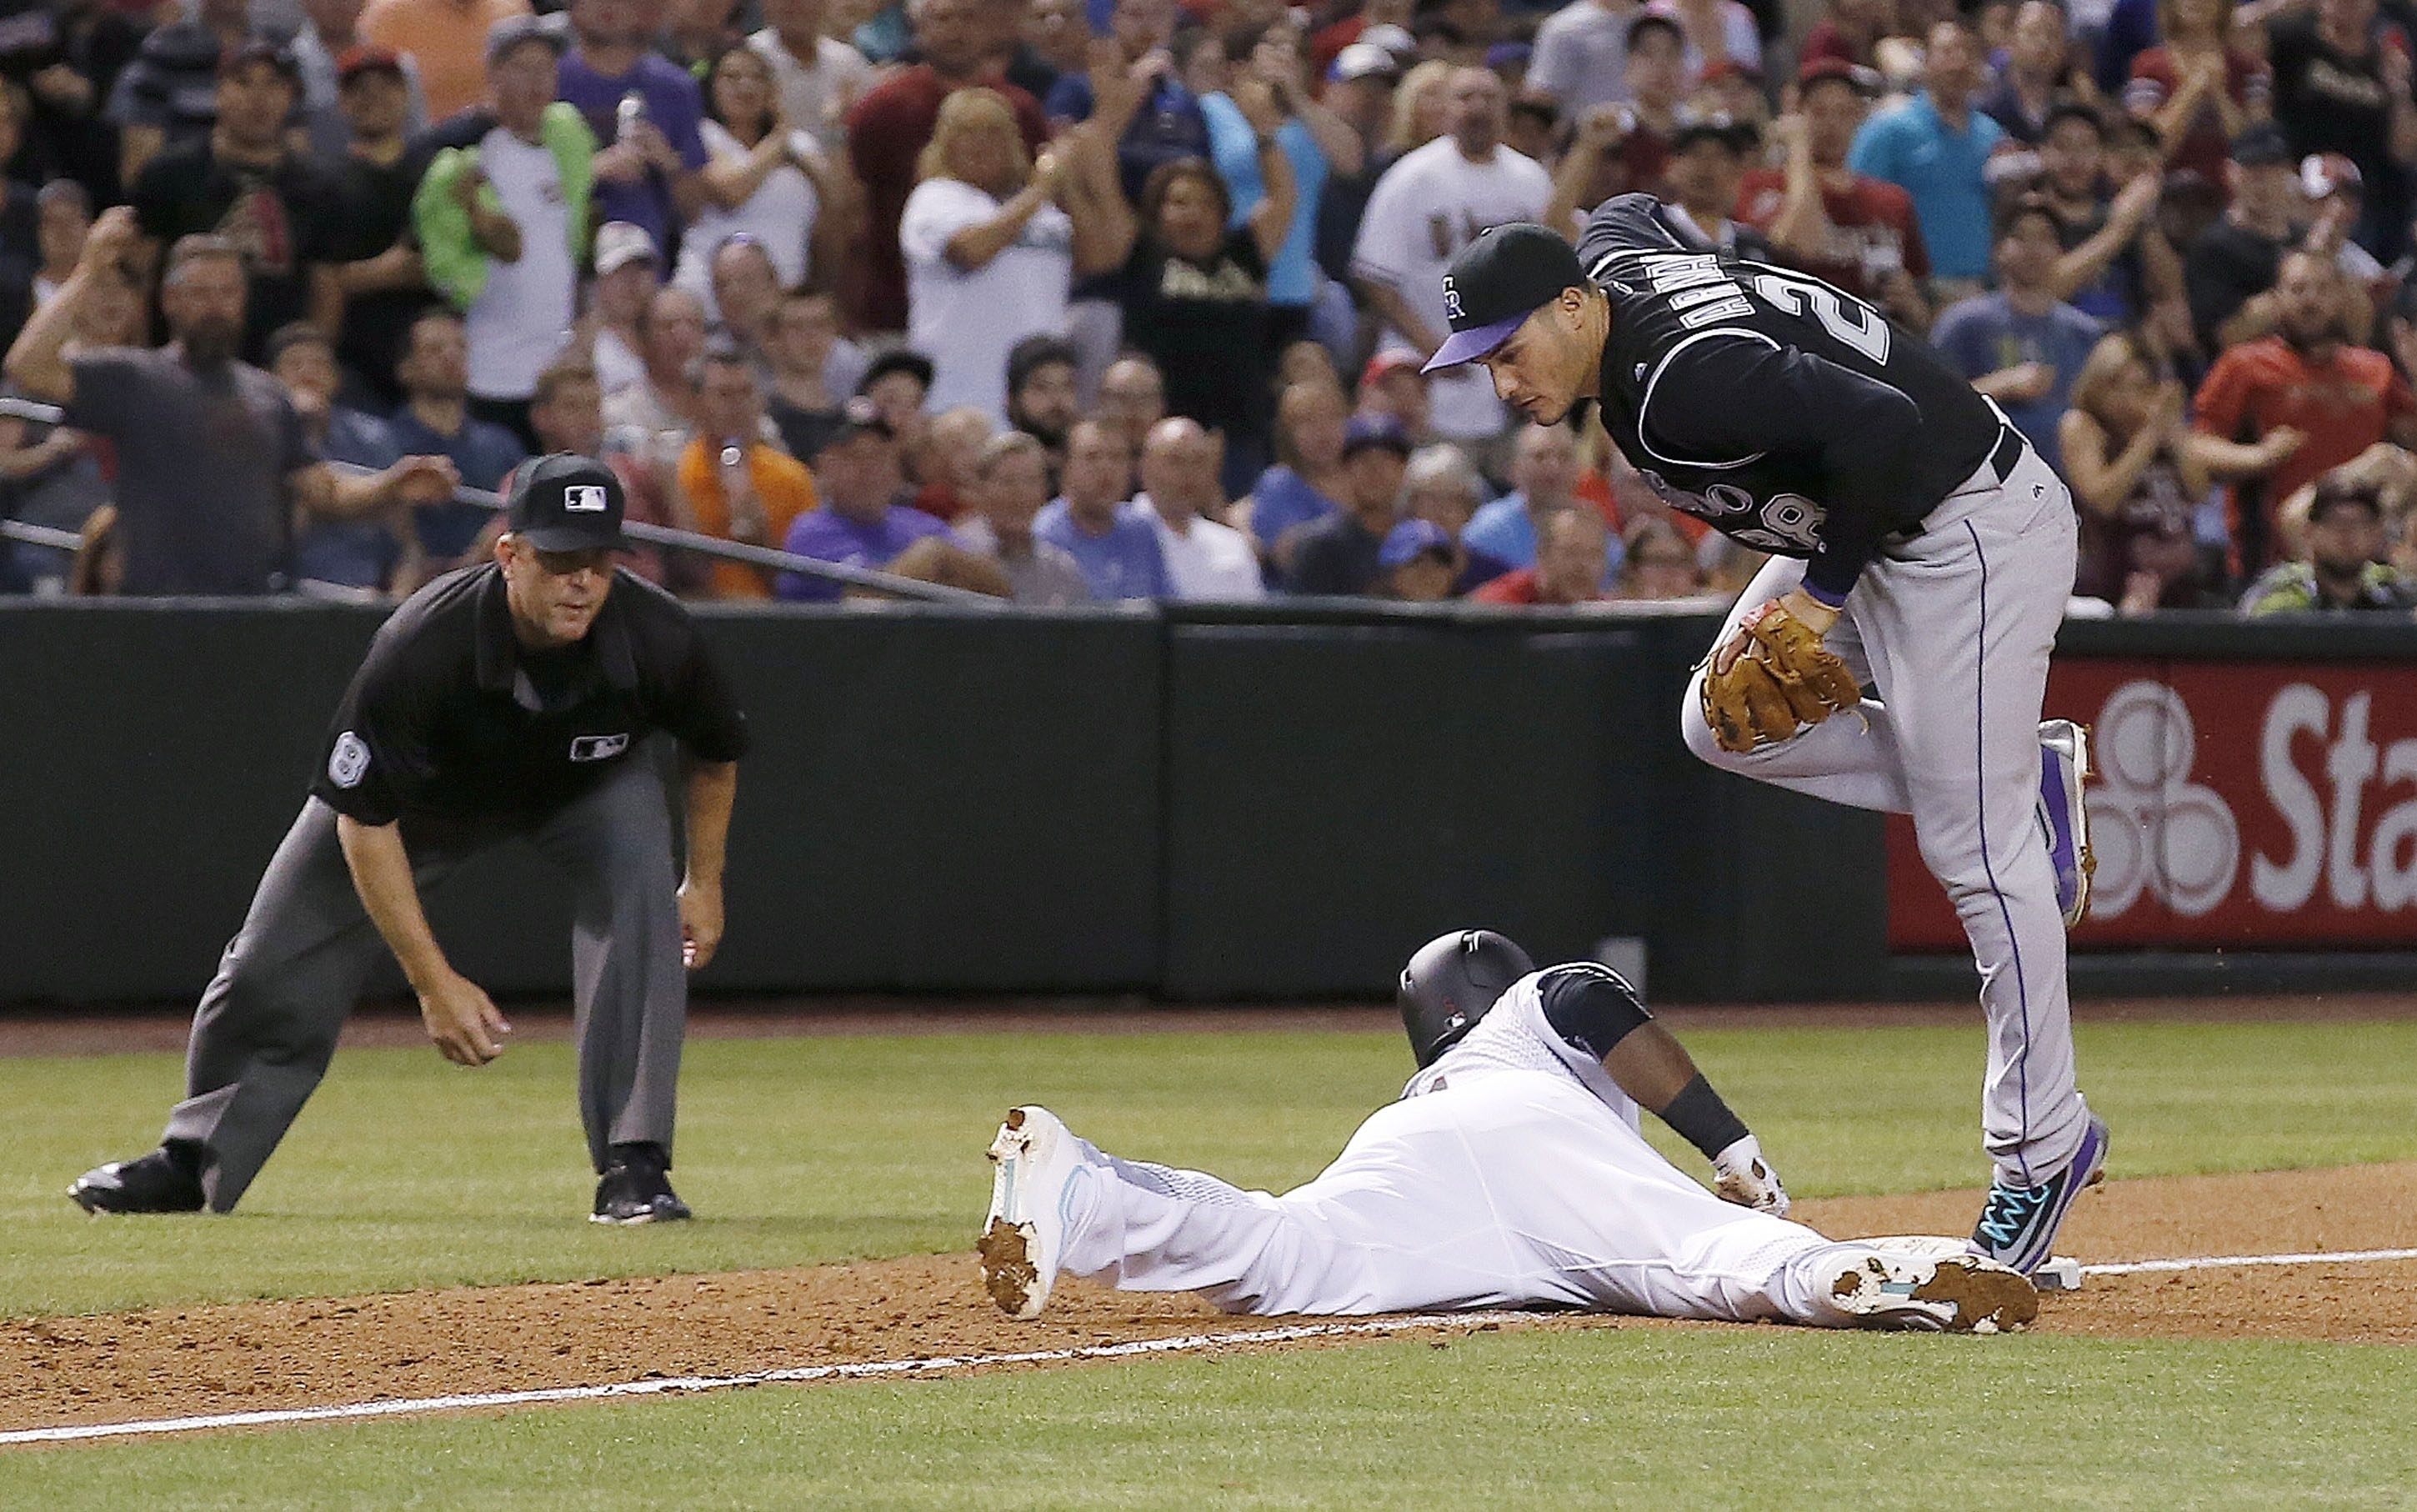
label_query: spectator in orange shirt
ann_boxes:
[673,348,818,598]
[362,0,533,123]
[2189,248,2417,578]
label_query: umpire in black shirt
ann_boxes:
[72,457,751,1224]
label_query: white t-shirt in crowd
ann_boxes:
[467,127,577,401]
[593,326,645,397]
[1351,138,1553,440]
[898,176,1074,423]
[675,118,820,318]
[1138,495,1267,601]
[748,28,874,154]
[1528,0,1640,117]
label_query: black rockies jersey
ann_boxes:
[1574,195,2006,602]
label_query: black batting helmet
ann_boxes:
[1399,929,1536,1069]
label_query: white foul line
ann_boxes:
[11,1244,2417,1449]
[0,1314,1469,1448]
[2081,1245,2417,1277]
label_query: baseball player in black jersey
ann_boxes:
[1421,198,2106,1279]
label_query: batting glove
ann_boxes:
[1712,1135,1790,1217]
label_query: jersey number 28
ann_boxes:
[1747,270,1891,365]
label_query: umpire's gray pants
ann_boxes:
[162,759,687,1212]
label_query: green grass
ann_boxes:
[7,1018,2416,1318]
[11,1329,2417,1509]
[8,1014,2417,1505]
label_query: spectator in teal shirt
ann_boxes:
[1847,20,2005,285]
[1203,19,1364,347]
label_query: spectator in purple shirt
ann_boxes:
[556,0,710,260]
[777,396,948,598]
[1033,417,1171,598]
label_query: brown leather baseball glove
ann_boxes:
[1700,599,1864,753]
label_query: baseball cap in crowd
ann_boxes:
[2231,123,2293,168]
[1361,349,1425,389]
[507,454,627,552]
[336,45,407,84]
[1341,413,1414,458]
[1360,23,1419,58]
[593,221,658,276]
[2301,152,2363,199]
[1796,56,1877,97]
[1330,41,1404,83]
[221,38,302,84]
[1420,222,1586,374]
[826,395,898,448]
[1379,518,1455,569]
[487,11,568,64]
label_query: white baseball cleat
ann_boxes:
[978,1105,1088,1320]
[1829,1247,2039,1334]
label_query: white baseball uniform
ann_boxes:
[1046,971,1900,1325]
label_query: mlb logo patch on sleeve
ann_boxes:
[569,733,631,762]
[564,485,610,513]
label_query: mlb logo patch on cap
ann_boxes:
[505,453,628,552]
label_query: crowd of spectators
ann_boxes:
[5,0,2417,617]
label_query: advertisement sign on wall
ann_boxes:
[1889,660,2417,950]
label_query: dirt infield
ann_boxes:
[5,1162,2410,1439]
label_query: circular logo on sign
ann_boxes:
[328,731,370,789]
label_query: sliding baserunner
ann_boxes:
[979,931,2037,1334]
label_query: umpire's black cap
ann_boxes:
[506,453,626,552]
[1422,223,1587,374]
[1399,929,1537,1068]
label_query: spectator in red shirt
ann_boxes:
[1474,508,1614,605]
[1799,0,1894,73]
[845,0,1051,332]
[2124,0,2270,190]
[1543,13,1689,231]
[1738,59,1931,331]
[2189,248,2417,576]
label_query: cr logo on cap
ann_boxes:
[1442,276,1463,322]
[564,485,609,513]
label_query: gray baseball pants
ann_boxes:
[1680,443,2094,1188]
[162,759,688,1212]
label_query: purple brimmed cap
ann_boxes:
[1421,223,1587,374]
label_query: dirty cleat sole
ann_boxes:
[1832,1250,2040,1334]
[980,1106,1087,1320]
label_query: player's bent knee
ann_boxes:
[1680,677,1749,772]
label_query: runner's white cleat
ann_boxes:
[1830,1246,2039,1334]
[978,1106,1089,1320]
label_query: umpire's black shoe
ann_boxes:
[591,1143,692,1225]
[69,1141,206,1214]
